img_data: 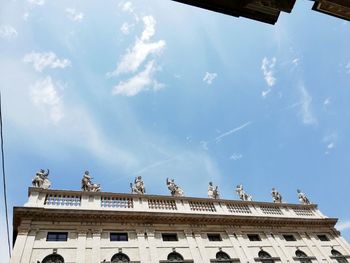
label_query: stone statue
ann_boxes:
[235,184,252,201]
[271,187,282,203]
[32,169,51,189]
[130,176,146,194]
[297,189,311,205]
[81,170,100,192]
[166,178,184,197]
[208,182,220,199]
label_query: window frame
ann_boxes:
[247,234,261,241]
[46,232,68,242]
[317,234,330,241]
[283,234,296,241]
[208,233,222,242]
[110,232,129,242]
[162,233,178,242]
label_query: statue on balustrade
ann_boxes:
[81,170,100,192]
[32,169,51,189]
[297,189,311,205]
[208,182,220,199]
[271,187,283,203]
[235,184,252,201]
[166,177,184,197]
[130,176,146,194]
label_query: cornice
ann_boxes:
[13,206,337,233]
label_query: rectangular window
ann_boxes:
[283,234,296,241]
[110,233,128,241]
[317,234,329,241]
[162,233,178,241]
[247,234,261,241]
[208,233,222,241]
[46,232,68,241]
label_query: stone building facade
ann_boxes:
[11,187,350,263]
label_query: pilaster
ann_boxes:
[193,231,210,263]
[92,229,101,263]
[136,228,149,263]
[184,229,202,262]
[75,229,87,263]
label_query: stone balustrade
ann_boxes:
[25,187,325,219]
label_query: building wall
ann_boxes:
[11,221,350,263]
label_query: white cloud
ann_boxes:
[113,60,161,96]
[203,72,218,85]
[323,133,337,154]
[120,1,139,21]
[324,97,331,106]
[337,220,350,231]
[66,8,84,22]
[23,51,71,72]
[120,22,133,35]
[346,62,350,74]
[292,58,300,66]
[27,0,44,5]
[200,141,208,151]
[298,84,317,125]
[23,12,30,21]
[230,153,242,161]
[261,57,277,87]
[262,89,271,98]
[0,25,18,40]
[30,76,64,124]
[108,15,165,76]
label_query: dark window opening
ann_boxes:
[42,254,64,263]
[248,234,261,241]
[46,232,68,242]
[110,233,128,241]
[111,252,130,262]
[295,250,312,263]
[258,251,275,263]
[331,249,349,263]
[162,233,178,241]
[317,234,329,241]
[208,233,222,241]
[283,234,296,241]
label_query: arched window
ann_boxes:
[295,250,312,263]
[258,251,275,263]
[167,251,184,262]
[331,249,349,263]
[111,252,130,262]
[42,254,64,263]
[216,251,231,262]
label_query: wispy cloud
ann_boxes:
[346,62,350,74]
[324,97,331,106]
[261,57,276,87]
[215,121,252,142]
[323,133,338,154]
[337,220,350,231]
[108,16,165,76]
[113,60,161,96]
[298,84,317,125]
[66,8,84,22]
[121,22,133,35]
[120,1,139,21]
[134,156,178,175]
[23,51,71,72]
[30,76,64,125]
[230,153,242,161]
[203,72,218,85]
[27,0,44,5]
[0,25,18,40]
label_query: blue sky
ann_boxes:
[1,0,350,259]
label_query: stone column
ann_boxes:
[234,231,255,263]
[333,233,350,255]
[308,233,332,262]
[193,232,210,263]
[75,229,87,263]
[10,226,29,263]
[299,232,326,262]
[184,230,202,262]
[225,229,248,262]
[264,232,292,262]
[21,229,37,262]
[147,229,159,262]
[92,229,101,263]
[136,229,149,263]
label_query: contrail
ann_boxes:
[215,121,252,142]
